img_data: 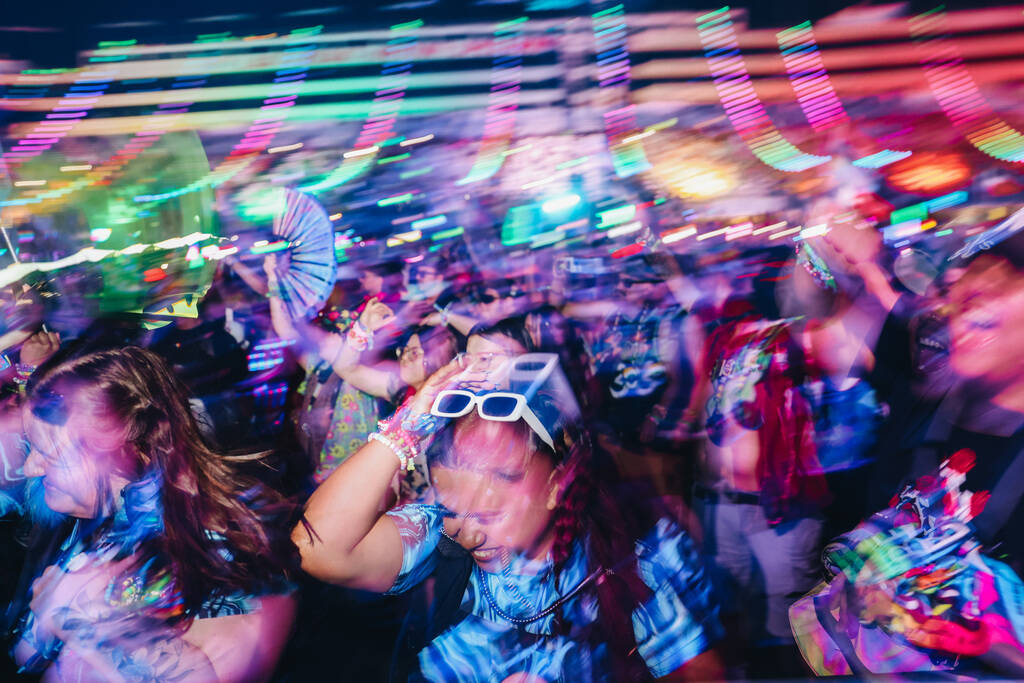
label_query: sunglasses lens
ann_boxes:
[480,394,519,419]
[435,393,472,416]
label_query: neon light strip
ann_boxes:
[1,70,118,174]
[697,6,830,172]
[456,17,526,185]
[133,27,322,205]
[776,21,846,131]
[776,21,911,168]
[910,8,1024,163]
[3,37,222,210]
[592,4,650,178]
[300,20,420,193]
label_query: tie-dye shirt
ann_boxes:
[385,504,722,682]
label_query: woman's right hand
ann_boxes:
[405,358,470,418]
[358,298,396,333]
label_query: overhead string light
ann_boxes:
[5,36,222,211]
[697,6,830,172]
[135,25,323,204]
[1,69,118,205]
[456,16,526,185]
[776,20,911,169]
[301,20,422,193]
[592,4,650,178]
[910,7,1024,163]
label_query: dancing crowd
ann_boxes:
[3,213,1024,682]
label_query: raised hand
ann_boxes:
[20,330,60,368]
[358,298,396,333]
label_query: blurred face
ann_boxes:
[415,265,442,284]
[433,419,559,571]
[21,407,128,518]
[462,333,527,381]
[620,277,660,305]
[398,334,427,387]
[475,288,504,321]
[948,255,1024,387]
[360,270,384,296]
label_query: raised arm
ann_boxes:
[293,360,462,591]
[328,298,400,399]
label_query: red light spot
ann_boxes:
[611,242,644,259]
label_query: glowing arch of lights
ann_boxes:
[910,7,1024,163]
[776,21,911,169]
[592,3,650,178]
[697,6,830,173]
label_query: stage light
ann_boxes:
[541,194,581,214]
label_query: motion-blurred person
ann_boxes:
[688,252,829,678]
[259,254,382,490]
[294,353,724,681]
[562,256,693,447]
[10,347,296,681]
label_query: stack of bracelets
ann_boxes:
[368,401,442,471]
[346,320,374,352]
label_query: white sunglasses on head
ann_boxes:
[430,390,555,450]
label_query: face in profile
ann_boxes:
[21,392,131,519]
[359,270,384,296]
[432,419,560,572]
[948,254,1024,388]
[398,334,427,387]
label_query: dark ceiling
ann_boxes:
[0,0,999,67]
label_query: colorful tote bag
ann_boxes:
[790,450,1024,676]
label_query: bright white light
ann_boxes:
[662,225,697,244]
[607,221,643,239]
[344,146,379,159]
[541,194,581,214]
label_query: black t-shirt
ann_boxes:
[938,425,1024,574]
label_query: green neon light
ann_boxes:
[496,16,529,29]
[98,39,138,48]
[400,167,433,179]
[378,193,415,207]
[391,19,424,31]
[431,226,464,241]
[250,241,290,254]
[592,4,624,18]
[596,204,635,229]
[377,153,411,165]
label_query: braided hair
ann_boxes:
[430,401,659,680]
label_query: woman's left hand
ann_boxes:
[20,329,60,368]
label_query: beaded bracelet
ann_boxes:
[266,286,289,301]
[347,320,373,352]
[13,363,36,386]
[368,432,416,471]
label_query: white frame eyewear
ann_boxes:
[430,389,555,450]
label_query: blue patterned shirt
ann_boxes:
[385,504,722,682]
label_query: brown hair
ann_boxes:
[28,346,297,620]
